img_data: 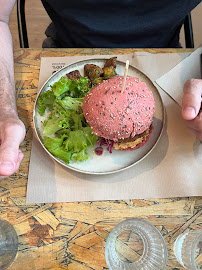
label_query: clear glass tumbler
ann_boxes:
[174,229,202,270]
[0,219,18,270]
[105,218,168,270]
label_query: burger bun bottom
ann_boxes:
[114,125,154,151]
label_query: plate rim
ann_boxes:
[33,58,165,175]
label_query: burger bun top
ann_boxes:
[82,75,155,141]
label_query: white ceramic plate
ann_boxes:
[34,58,164,175]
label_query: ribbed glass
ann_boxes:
[105,219,168,270]
[174,230,202,270]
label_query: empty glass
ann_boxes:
[105,218,168,270]
[0,219,18,270]
[174,230,202,270]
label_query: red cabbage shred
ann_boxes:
[96,137,114,154]
[95,147,103,155]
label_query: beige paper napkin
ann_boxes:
[156,47,202,106]
[26,51,202,204]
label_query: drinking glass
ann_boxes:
[174,229,202,270]
[0,219,18,270]
[105,218,168,270]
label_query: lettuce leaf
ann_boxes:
[44,135,71,164]
[38,76,98,164]
[43,128,98,164]
[50,76,91,98]
[51,76,70,97]
[64,127,98,153]
[56,97,83,112]
[38,90,55,116]
[43,112,71,135]
[43,107,85,135]
[71,150,88,162]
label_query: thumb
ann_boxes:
[0,150,24,178]
[0,124,25,176]
[182,79,202,120]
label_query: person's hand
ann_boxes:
[0,116,26,180]
[181,79,202,141]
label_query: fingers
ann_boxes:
[182,79,202,120]
[185,128,202,142]
[181,79,202,141]
[16,150,24,172]
[183,111,202,141]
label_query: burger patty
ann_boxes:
[113,125,153,150]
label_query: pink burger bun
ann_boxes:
[82,75,155,150]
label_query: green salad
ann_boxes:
[38,76,98,164]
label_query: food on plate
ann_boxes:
[91,77,104,86]
[37,57,155,166]
[37,76,98,164]
[104,57,117,68]
[66,70,82,80]
[37,57,119,164]
[84,64,103,81]
[102,66,117,79]
[82,75,155,151]
[84,57,117,85]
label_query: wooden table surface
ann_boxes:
[1,48,201,270]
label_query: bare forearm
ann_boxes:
[0,0,26,179]
[0,21,17,118]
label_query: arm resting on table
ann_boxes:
[0,0,25,179]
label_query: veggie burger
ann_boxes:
[82,75,155,151]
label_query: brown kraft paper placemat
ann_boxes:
[26,51,202,203]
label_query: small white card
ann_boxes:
[156,47,202,107]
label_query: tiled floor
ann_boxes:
[9,0,202,49]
